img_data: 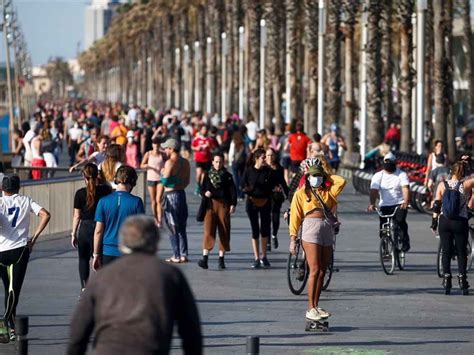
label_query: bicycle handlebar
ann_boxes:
[374,206,400,219]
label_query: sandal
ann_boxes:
[165,257,181,263]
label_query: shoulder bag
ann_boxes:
[311,188,341,234]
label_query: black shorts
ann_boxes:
[290,160,302,173]
[196,161,211,171]
[280,156,291,169]
[182,141,191,151]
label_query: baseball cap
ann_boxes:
[161,138,179,151]
[384,152,396,161]
[2,174,20,193]
[307,165,325,176]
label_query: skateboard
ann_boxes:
[0,318,9,343]
[305,318,329,332]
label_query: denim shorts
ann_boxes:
[147,180,161,187]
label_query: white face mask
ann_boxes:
[309,176,323,188]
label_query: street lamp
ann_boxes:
[416,0,427,154]
[221,32,227,121]
[317,0,326,135]
[238,26,245,119]
[359,2,369,167]
[184,44,190,111]
[194,41,201,112]
[259,19,267,129]
[206,37,213,114]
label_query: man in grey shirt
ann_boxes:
[68,215,202,355]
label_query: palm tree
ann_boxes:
[285,0,298,122]
[326,0,342,126]
[460,0,474,116]
[444,0,455,161]
[304,0,318,138]
[398,0,414,152]
[380,0,393,124]
[424,0,434,146]
[246,0,262,122]
[366,0,384,148]
[342,0,358,155]
[433,0,446,144]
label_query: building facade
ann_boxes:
[84,0,121,51]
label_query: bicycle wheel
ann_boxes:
[287,239,309,295]
[397,249,405,270]
[380,236,395,275]
[467,228,473,272]
[394,229,405,270]
[437,241,444,278]
[322,251,334,291]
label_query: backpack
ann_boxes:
[441,181,463,219]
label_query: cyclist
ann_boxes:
[367,152,411,252]
[431,161,474,295]
[289,162,346,322]
[0,174,51,341]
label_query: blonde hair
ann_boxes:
[102,144,123,182]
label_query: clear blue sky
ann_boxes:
[4,0,88,66]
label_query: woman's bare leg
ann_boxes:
[302,240,321,310]
[314,245,333,307]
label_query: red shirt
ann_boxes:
[192,136,215,163]
[288,132,311,161]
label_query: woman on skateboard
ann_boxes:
[289,163,346,322]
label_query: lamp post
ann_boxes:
[317,0,326,135]
[175,48,180,108]
[359,3,368,168]
[259,19,267,129]
[238,26,245,119]
[206,37,213,114]
[194,41,201,112]
[183,44,190,111]
[147,56,152,107]
[221,32,227,120]
[416,0,427,154]
[2,0,15,145]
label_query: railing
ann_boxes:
[14,170,147,236]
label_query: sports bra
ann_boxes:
[161,159,184,188]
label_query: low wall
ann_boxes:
[18,171,147,236]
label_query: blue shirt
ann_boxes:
[95,191,145,257]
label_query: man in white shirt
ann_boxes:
[0,174,50,342]
[245,116,258,144]
[367,152,411,252]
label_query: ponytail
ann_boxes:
[82,163,98,211]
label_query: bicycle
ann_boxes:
[287,233,337,295]
[436,221,473,278]
[376,207,406,275]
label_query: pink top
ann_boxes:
[147,152,165,181]
[125,143,140,168]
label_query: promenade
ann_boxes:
[0,178,473,354]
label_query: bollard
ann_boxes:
[246,336,259,354]
[16,316,28,355]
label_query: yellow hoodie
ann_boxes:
[289,175,347,237]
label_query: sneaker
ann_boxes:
[316,307,331,318]
[0,320,9,344]
[252,259,261,269]
[260,257,271,268]
[305,308,322,321]
[9,329,15,342]
[272,235,279,249]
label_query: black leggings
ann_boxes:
[246,199,271,239]
[271,200,283,237]
[0,246,30,329]
[379,205,410,243]
[77,220,95,289]
[438,215,469,275]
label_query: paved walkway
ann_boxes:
[1,180,473,354]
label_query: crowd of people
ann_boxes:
[0,99,473,351]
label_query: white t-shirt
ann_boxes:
[246,121,258,141]
[90,151,106,165]
[370,168,410,207]
[0,194,43,252]
[69,127,83,141]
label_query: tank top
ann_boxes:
[328,137,339,162]
[147,152,164,182]
[445,179,470,219]
[125,144,139,168]
[431,152,446,170]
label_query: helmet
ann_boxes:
[300,157,323,173]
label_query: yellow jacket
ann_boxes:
[289,175,347,236]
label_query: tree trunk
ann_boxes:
[433,0,446,144]
[247,1,262,122]
[444,0,455,161]
[398,0,414,152]
[461,0,474,116]
[304,0,318,138]
[367,0,384,148]
[326,0,342,125]
[285,0,298,122]
[342,0,357,154]
[381,0,393,124]
[424,0,434,148]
